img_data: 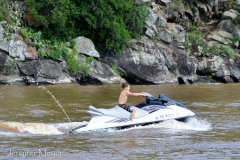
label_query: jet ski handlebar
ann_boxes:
[142,92,155,100]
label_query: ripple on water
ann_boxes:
[226,102,240,107]
[29,109,49,117]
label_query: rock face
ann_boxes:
[82,60,125,85]
[1,0,240,85]
[0,51,8,72]
[0,31,123,84]
[102,36,197,85]
[17,59,67,84]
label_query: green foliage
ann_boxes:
[71,0,148,54]
[65,47,92,78]
[218,1,236,18]
[0,0,7,21]
[111,60,121,76]
[219,44,234,56]
[198,42,234,57]
[24,0,148,55]
[125,3,149,39]
[184,25,203,54]
[24,0,75,39]
[235,6,240,25]
[3,1,24,33]
[206,75,212,80]
[20,27,92,76]
[188,0,196,11]
[185,25,235,57]
[187,26,203,45]
[169,0,184,11]
[232,35,239,46]
[21,27,67,60]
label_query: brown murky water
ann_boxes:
[0,83,239,159]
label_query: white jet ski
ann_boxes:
[70,92,195,133]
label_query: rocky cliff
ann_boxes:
[1,0,240,85]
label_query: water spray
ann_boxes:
[38,86,71,123]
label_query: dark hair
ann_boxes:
[122,82,129,89]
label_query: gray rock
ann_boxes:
[159,30,173,43]
[218,20,235,33]
[74,54,124,84]
[9,40,27,61]
[207,0,218,7]
[36,59,62,79]
[221,10,239,20]
[75,36,100,58]
[0,74,23,84]
[233,26,240,40]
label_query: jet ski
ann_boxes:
[70,92,195,133]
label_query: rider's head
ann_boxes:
[122,82,129,89]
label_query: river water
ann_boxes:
[0,83,239,159]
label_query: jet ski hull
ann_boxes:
[70,105,195,133]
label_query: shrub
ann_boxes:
[169,0,184,11]
[219,44,234,56]
[24,0,148,55]
[20,27,92,76]
[0,0,7,21]
[111,60,121,76]
[65,46,93,78]
[185,25,204,54]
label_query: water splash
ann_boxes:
[0,122,63,135]
[0,121,90,135]
[141,117,212,131]
[38,86,71,123]
[111,117,212,132]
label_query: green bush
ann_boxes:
[65,46,93,78]
[219,44,234,56]
[24,0,148,55]
[111,60,121,76]
[21,27,92,76]
[187,26,203,44]
[169,0,184,11]
[235,6,240,25]
[0,0,7,21]
[184,25,204,54]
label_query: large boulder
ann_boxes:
[196,56,240,83]
[207,30,233,44]
[221,9,239,20]
[0,22,9,53]
[218,20,235,33]
[9,35,38,61]
[17,59,76,84]
[102,36,196,84]
[75,36,100,58]
[75,54,125,84]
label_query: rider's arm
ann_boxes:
[126,91,145,97]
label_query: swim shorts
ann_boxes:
[118,104,132,112]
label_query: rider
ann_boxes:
[118,82,145,121]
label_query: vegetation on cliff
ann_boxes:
[0,0,148,77]
[1,0,240,82]
[23,0,148,54]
